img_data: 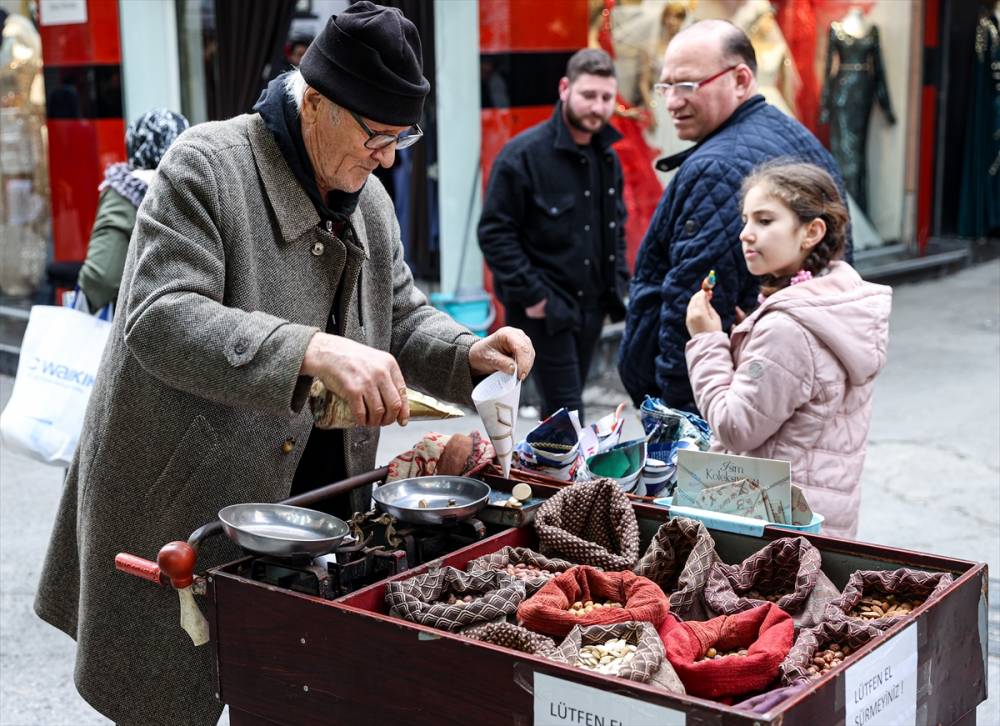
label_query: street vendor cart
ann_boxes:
[117,468,989,726]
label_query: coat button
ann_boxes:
[584,259,591,266]
[584,224,590,232]
[234,340,248,355]
[281,437,296,455]
[608,187,616,195]
[312,242,325,256]
[325,220,333,232]
[684,219,698,235]
[608,254,616,262]
[577,290,584,297]
[584,190,591,197]
[550,207,558,214]
[609,221,616,229]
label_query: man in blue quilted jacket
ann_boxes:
[618,20,850,413]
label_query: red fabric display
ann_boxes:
[518,565,670,638]
[662,603,794,699]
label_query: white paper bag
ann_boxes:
[0,305,111,466]
[471,367,521,478]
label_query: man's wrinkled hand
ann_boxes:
[686,289,723,336]
[300,332,410,428]
[469,326,534,381]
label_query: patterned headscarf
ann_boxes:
[125,109,189,170]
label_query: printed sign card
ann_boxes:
[675,450,792,524]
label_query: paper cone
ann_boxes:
[471,368,521,478]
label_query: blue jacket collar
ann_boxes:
[551,101,623,154]
[655,94,768,172]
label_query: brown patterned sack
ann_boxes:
[552,621,686,694]
[634,517,721,621]
[534,478,640,570]
[779,618,883,685]
[385,567,526,632]
[462,621,557,657]
[704,537,841,630]
[518,565,670,637]
[823,568,954,630]
[466,547,578,596]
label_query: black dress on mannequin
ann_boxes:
[820,21,896,213]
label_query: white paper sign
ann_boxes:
[534,672,685,726]
[39,0,87,26]
[844,623,918,726]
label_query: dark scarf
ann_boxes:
[253,73,361,221]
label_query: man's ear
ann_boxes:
[802,217,827,250]
[558,76,570,102]
[301,86,322,124]
[734,64,755,97]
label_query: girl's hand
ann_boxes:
[686,290,722,336]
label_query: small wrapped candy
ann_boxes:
[701,269,717,294]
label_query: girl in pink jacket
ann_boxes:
[684,162,892,538]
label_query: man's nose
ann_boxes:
[666,90,686,112]
[373,144,395,169]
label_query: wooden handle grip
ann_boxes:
[115,553,165,585]
[158,541,197,589]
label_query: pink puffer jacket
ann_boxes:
[685,262,892,538]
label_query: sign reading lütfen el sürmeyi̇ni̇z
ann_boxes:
[844,623,918,726]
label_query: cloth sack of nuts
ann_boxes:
[634,517,721,621]
[385,430,495,482]
[518,565,670,638]
[534,478,640,570]
[662,602,794,699]
[703,537,841,630]
[466,546,577,596]
[779,618,883,685]
[823,567,954,630]
[551,621,686,694]
[385,567,526,632]
[462,621,557,657]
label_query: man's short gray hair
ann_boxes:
[284,68,309,113]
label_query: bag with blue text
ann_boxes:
[0,302,111,466]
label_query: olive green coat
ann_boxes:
[77,186,136,311]
[34,114,478,725]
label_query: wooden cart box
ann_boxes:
[205,499,988,726]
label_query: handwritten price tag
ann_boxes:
[844,623,918,726]
[534,672,685,726]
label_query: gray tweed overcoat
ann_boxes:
[33,114,478,725]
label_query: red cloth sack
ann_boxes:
[823,567,954,630]
[662,603,794,699]
[518,565,670,638]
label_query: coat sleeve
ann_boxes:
[685,315,814,452]
[613,154,631,300]
[654,157,752,408]
[477,151,549,307]
[385,210,480,406]
[78,187,137,312]
[122,143,319,417]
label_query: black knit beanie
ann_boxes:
[299,1,429,126]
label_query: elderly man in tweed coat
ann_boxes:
[33,5,532,725]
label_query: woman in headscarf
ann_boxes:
[77,109,189,311]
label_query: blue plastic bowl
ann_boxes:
[651,497,825,534]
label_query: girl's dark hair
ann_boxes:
[741,161,849,297]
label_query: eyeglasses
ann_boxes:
[347,109,423,150]
[654,65,739,98]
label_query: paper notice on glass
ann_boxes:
[844,623,918,726]
[534,672,685,726]
[472,368,520,478]
[675,450,792,524]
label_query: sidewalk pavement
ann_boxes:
[1,260,997,725]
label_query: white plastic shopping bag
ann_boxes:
[0,305,112,466]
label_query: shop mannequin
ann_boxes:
[957,1,1000,238]
[820,5,895,213]
[734,0,799,117]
